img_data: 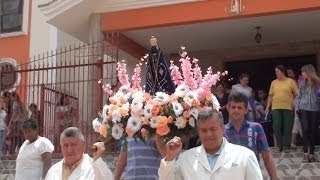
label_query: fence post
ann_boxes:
[39,84,45,136]
[96,59,103,112]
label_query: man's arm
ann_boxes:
[158,137,183,180]
[261,151,278,180]
[155,135,167,157]
[114,150,127,180]
[92,142,114,179]
[159,159,183,180]
[245,152,263,180]
[41,152,53,179]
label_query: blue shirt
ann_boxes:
[224,120,269,162]
[206,139,224,170]
[121,137,162,180]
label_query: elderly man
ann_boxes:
[224,92,277,180]
[158,109,263,180]
[45,127,113,180]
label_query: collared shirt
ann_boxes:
[62,154,84,180]
[224,120,269,162]
[206,140,224,170]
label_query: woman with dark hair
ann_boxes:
[214,82,229,124]
[15,118,54,180]
[265,65,298,153]
[296,64,320,162]
[231,73,254,121]
[7,92,28,155]
[29,103,40,121]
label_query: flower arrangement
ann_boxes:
[92,47,228,141]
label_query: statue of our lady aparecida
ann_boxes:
[145,36,176,95]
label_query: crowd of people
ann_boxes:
[0,63,319,180]
[0,93,76,156]
[0,91,28,156]
[214,64,320,163]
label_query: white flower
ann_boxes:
[189,117,196,127]
[172,101,183,117]
[112,124,124,140]
[144,104,153,119]
[112,109,122,123]
[174,84,190,97]
[102,105,109,118]
[118,85,130,94]
[132,91,144,100]
[112,92,125,104]
[149,117,160,128]
[175,116,186,129]
[154,92,169,105]
[131,98,143,110]
[123,92,132,101]
[211,95,220,111]
[127,116,142,132]
[189,108,199,120]
[92,118,102,133]
[183,91,198,106]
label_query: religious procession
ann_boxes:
[1,1,320,180]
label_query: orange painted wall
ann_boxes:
[0,1,32,102]
[101,0,320,32]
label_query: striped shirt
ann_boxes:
[122,136,162,180]
[224,120,269,162]
[296,83,320,111]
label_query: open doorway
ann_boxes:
[224,55,317,92]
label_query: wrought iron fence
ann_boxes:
[0,35,120,155]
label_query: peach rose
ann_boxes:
[151,106,160,116]
[99,124,108,138]
[158,116,168,127]
[156,125,170,136]
[191,99,200,107]
[120,105,129,117]
[119,97,126,104]
[169,94,178,102]
[109,97,117,105]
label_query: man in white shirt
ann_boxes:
[158,109,263,180]
[45,127,114,180]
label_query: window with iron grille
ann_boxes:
[0,0,23,34]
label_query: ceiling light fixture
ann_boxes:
[255,27,262,44]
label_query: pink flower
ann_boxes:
[116,61,130,86]
[132,64,142,90]
[170,62,183,85]
[102,84,113,95]
[180,57,196,90]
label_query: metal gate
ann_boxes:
[0,35,119,154]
